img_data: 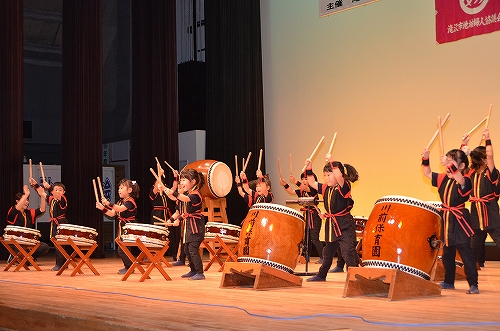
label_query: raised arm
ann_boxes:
[421,148,432,179]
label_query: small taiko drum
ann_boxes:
[121,223,169,248]
[205,222,241,243]
[3,225,41,245]
[354,216,368,236]
[184,160,233,199]
[238,203,305,274]
[362,195,441,280]
[56,224,98,246]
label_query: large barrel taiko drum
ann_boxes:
[237,203,305,274]
[183,160,232,199]
[362,195,442,280]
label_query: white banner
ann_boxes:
[319,0,379,18]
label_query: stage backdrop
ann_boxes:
[261,0,500,218]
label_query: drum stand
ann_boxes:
[343,267,441,301]
[286,197,320,277]
[0,238,42,272]
[51,237,100,276]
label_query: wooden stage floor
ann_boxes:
[1,251,500,331]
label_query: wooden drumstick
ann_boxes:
[155,157,165,177]
[302,136,325,172]
[278,157,283,179]
[438,116,444,156]
[29,159,32,178]
[92,179,100,202]
[463,116,487,139]
[289,154,293,176]
[97,176,104,199]
[257,149,263,171]
[426,112,451,150]
[39,162,46,182]
[479,104,493,144]
[235,155,239,176]
[153,215,167,223]
[164,160,176,172]
[242,152,252,172]
[242,158,245,173]
[150,167,161,181]
[327,132,337,156]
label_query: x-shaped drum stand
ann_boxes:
[51,237,100,276]
[114,237,171,282]
[202,235,238,272]
[1,238,42,272]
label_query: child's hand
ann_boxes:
[305,159,312,170]
[483,128,490,140]
[101,197,109,206]
[280,178,287,186]
[42,181,50,189]
[256,169,263,178]
[23,185,30,196]
[235,175,241,184]
[240,172,247,181]
[96,202,105,211]
[325,153,333,163]
[290,175,297,184]
[461,133,470,145]
[421,148,430,159]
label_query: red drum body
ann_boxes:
[205,222,241,243]
[183,160,232,199]
[238,203,305,274]
[4,225,41,245]
[362,196,441,280]
[121,223,169,248]
[56,224,98,246]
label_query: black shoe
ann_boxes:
[306,275,326,282]
[51,265,62,271]
[118,267,134,275]
[181,271,197,278]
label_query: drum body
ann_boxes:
[121,223,169,248]
[4,225,41,245]
[56,224,98,246]
[354,216,368,237]
[237,203,305,274]
[183,160,232,199]
[205,222,241,242]
[362,196,441,280]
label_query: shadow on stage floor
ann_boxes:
[1,251,500,330]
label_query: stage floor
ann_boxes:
[1,252,500,331]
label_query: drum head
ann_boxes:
[208,162,232,198]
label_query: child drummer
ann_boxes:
[235,169,274,208]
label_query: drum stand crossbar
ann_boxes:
[115,237,172,282]
[202,235,238,272]
[343,267,441,301]
[220,262,303,290]
[51,237,100,276]
[0,238,42,272]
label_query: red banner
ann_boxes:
[436,0,500,44]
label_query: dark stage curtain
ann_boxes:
[61,0,105,257]
[0,0,24,260]
[205,0,265,225]
[130,0,178,224]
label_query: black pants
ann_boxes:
[471,227,500,265]
[185,240,203,274]
[317,230,358,279]
[442,242,478,287]
[306,212,324,259]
